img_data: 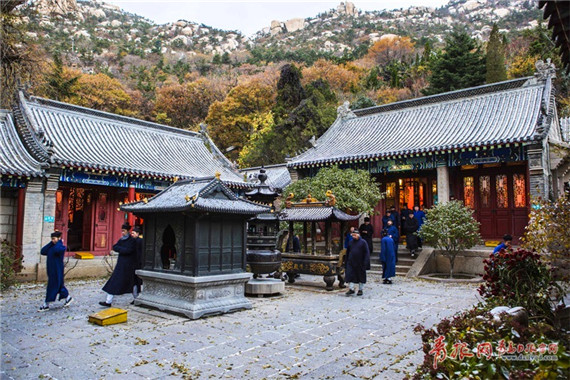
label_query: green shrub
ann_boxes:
[1,239,22,291]
[419,200,481,278]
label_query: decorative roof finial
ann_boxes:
[336,101,356,120]
[215,171,221,180]
[534,59,556,81]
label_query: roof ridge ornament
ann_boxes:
[336,101,356,120]
[534,59,556,81]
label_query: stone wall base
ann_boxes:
[134,270,252,319]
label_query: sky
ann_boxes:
[106,0,450,36]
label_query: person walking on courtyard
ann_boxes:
[38,231,73,311]
[380,230,396,284]
[493,234,513,254]
[359,217,374,255]
[404,211,419,257]
[131,226,144,302]
[99,223,137,307]
[413,205,426,248]
[386,219,399,263]
[345,229,370,296]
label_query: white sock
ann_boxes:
[106,294,114,304]
[133,285,139,298]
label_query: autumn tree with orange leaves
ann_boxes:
[366,36,415,66]
[206,80,275,161]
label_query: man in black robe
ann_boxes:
[404,212,419,257]
[99,223,137,307]
[345,229,370,296]
[359,217,374,255]
[131,226,144,302]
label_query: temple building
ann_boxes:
[287,62,570,242]
[0,91,248,280]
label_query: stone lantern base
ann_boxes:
[134,270,252,319]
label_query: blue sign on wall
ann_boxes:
[61,170,129,188]
[44,216,55,223]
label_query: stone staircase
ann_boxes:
[369,248,418,277]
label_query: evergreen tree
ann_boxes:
[424,30,486,95]
[273,64,305,122]
[486,24,507,84]
[43,54,79,101]
[351,96,376,110]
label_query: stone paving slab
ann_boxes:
[1,275,479,379]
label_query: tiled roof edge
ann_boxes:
[239,163,288,172]
[13,91,52,164]
[287,140,536,168]
[353,77,532,117]
[29,96,201,138]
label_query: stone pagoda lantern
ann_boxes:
[244,168,284,296]
[121,175,269,319]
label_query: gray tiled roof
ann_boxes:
[279,207,360,222]
[121,177,269,215]
[289,78,549,167]
[0,111,45,177]
[18,93,245,184]
[241,164,292,190]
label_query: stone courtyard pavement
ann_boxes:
[1,274,479,380]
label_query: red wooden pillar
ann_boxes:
[127,184,135,227]
[15,187,26,264]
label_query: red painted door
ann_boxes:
[81,190,93,250]
[511,172,529,242]
[462,167,528,241]
[92,191,112,255]
[477,175,494,239]
[54,188,69,243]
[493,173,512,238]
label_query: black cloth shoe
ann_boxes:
[63,297,73,307]
[386,280,393,284]
[130,300,135,305]
[383,279,389,284]
[357,290,363,296]
[99,301,112,307]
[345,289,355,296]
[38,305,49,312]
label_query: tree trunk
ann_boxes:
[449,254,455,279]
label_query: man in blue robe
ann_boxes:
[413,205,426,248]
[386,219,399,263]
[493,234,513,254]
[381,210,392,231]
[39,231,73,311]
[380,230,396,284]
[345,229,370,296]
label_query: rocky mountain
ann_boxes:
[18,0,542,74]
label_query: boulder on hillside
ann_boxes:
[87,8,106,18]
[284,18,306,33]
[270,20,283,36]
[181,26,193,36]
[337,2,357,17]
